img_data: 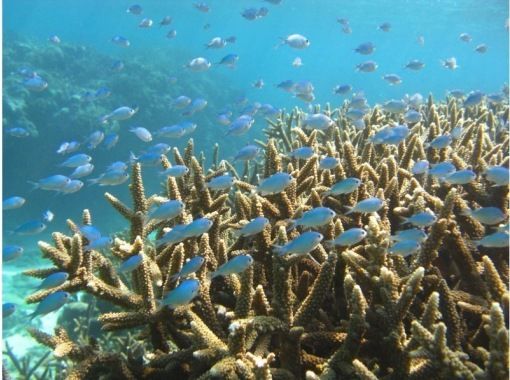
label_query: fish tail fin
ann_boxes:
[343,206,353,215]
[273,38,285,49]
[460,208,472,217]
[232,229,243,238]
[286,219,297,232]
[87,178,99,186]
[321,190,331,200]
[400,216,409,224]
[322,240,334,249]
[272,245,284,256]
[129,151,138,164]
[206,271,216,281]
[27,181,39,192]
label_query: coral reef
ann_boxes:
[22,95,509,379]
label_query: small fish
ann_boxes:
[182,218,214,238]
[129,127,152,142]
[172,96,192,109]
[88,170,129,186]
[416,35,425,46]
[290,207,336,229]
[323,178,361,196]
[441,57,458,70]
[87,131,105,150]
[167,29,177,39]
[186,57,211,72]
[401,211,437,227]
[193,2,210,12]
[3,303,15,318]
[78,225,102,241]
[356,61,378,72]
[302,114,334,131]
[345,109,366,121]
[342,25,352,34]
[217,54,239,68]
[234,145,260,162]
[24,75,48,91]
[459,33,472,42]
[161,279,200,309]
[408,93,424,107]
[207,174,235,191]
[389,240,421,257]
[119,254,143,273]
[169,256,205,282]
[355,42,375,55]
[3,196,26,210]
[474,232,509,248]
[241,8,260,20]
[390,228,427,242]
[474,44,488,53]
[319,156,340,170]
[292,57,303,67]
[337,18,349,26]
[405,59,425,70]
[147,143,171,156]
[429,162,456,178]
[425,134,453,149]
[205,37,226,49]
[233,216,269,237]
[156,225,187,248]
[126,4,143,15]
[403,109,422,124]
[159,165,189,178]
[159,16,172,26]
[443,169,476,185]
[256,172,293,195]
[57,141,80,155]
[287,146,315,160]
[273,231,323,256]
[378,22,391,32]
[107,161,128,172]
[129,152,162,167]
[49,35,61,44]
[334,84,352,95]
[461,207,506,225]
[70,163,94,179]
[382,74,402,85]
[226,35,237,43]
[382,100,407,114]
[60,153,92,168]
[3,245,23,262]
[451,126,463,139]
[181,121,198,136]
[139,18,153,28]
[277,80,295,92]
[463,91,484,107]
[295,92,315,103]
[111,60,125,72]
[449,89,465,99]
[147,200,185,222]
[182,98,208,116]
[100,106,137,123]
[35,272,69,290]
[58,180,84,194]
[324,228,367,247]
[157,125,185,139]
[95,87,111,100]
[210,254,254,279]
[257,7,269,17]
[484,166,510,186]
[42,210,55,223]
[6,127,30,137]
[12,220,46,235]
[29,175,71,191]
[226,115,254,136]
[111,35,130,47]
[412,160,429,175]
[85,236,113,251]
[29,291,70,320]
[345,197,384,215]
[252,79,264,89]
[279,34,310,49]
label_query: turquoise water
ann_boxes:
[2,0,509,372]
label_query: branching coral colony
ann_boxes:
[22,96,509,380]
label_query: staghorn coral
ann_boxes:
[24,98,509,379]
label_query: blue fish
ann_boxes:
[233,216,269,237]
[119,254,143,273]
[3,245,24,262]
[29,291,70,320]
[161,279,200,309]
[169,256,205,282]
[210,254,254,279]
[104,133,119,150]
[273,231,323,256]
[11,220,46,235]
[290,207,336,229]
[3,196,26,210]
[35,272,69,290]
[3,303,16,318]
[257,172,293,195]
[345,197,384,215]
[324,228,367,247]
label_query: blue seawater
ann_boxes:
[1,0,508,369]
